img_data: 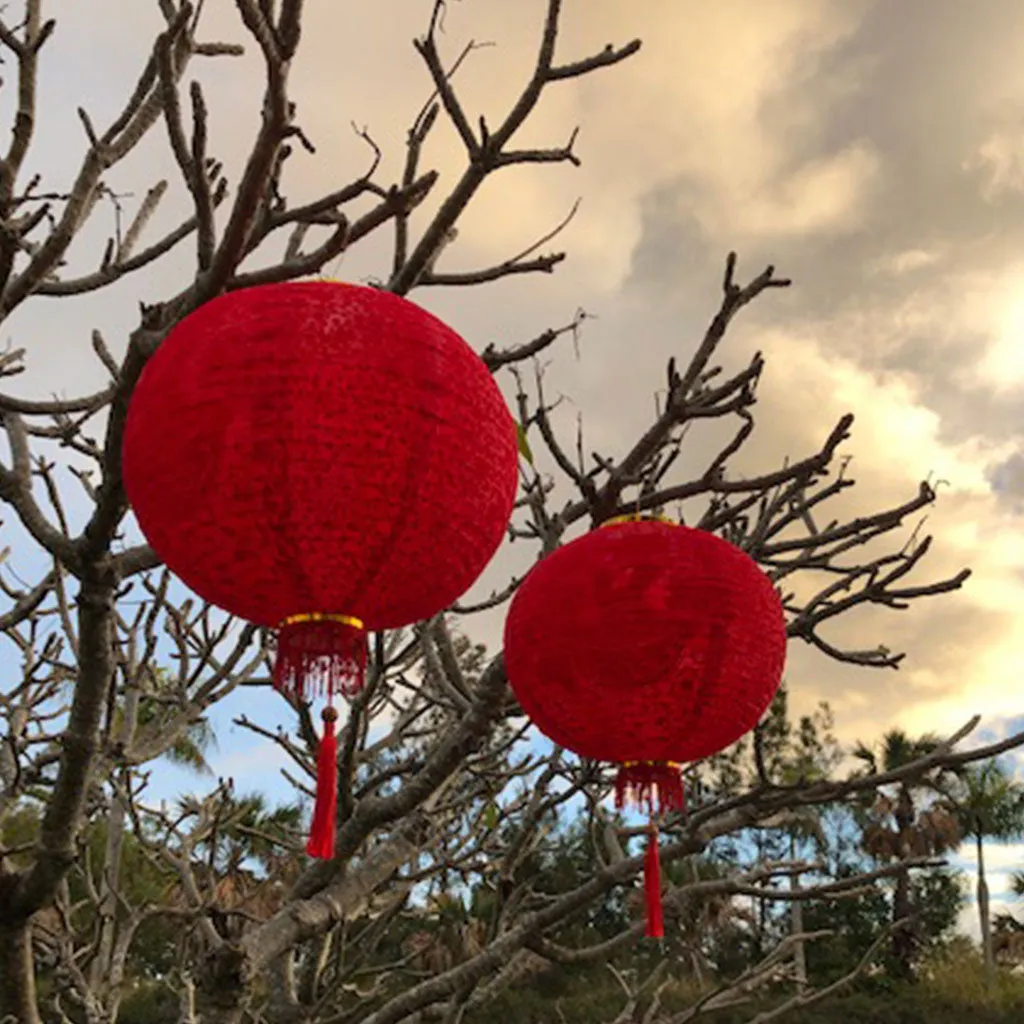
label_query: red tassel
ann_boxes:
[615,761,685,816]
[306,706,339,859]
[616,763,684,941]
[644,827,664,939]
[275,614,367,702]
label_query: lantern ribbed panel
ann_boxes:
[503,521,787,765]
[122,281,518,629]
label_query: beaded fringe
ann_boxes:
[614,761,686,816]
[274,618,367,701]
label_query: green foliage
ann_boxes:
[953,760,1024,842]
[0,799,41,867]
[115,981,179,1024]
[696,682,841,808]
[757,684,843,787]
[801,867,963,985]
[70,818,181,982]
[850,727,967,979]
[922,940,1024,1007]
[914,869,967,947]
[464,947,1024,1024]
[803,864,892,981]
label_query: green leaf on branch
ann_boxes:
[516,423,534,465]
[483,802,500,829]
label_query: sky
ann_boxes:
[2,0,1024,937]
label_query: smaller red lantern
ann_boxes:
[503,517,787,937]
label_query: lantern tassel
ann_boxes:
[275,613,367,702]
[615,762,686,940]
[644,826,665,939]
[307,706,339,859]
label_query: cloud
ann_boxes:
[968,129,1024,201]
[706,141,883,242]
[867,248,945,276]
[972,271,1024,391]
[591,0,1024,739]
[953,841,1024,881]
[953,839,1023,939]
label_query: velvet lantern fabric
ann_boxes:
[122,280,519,701]
[504,519,786,766]
[502,518,787,934]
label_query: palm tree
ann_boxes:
[852,729,961,980]
[953,761,1024,979]
[166,715,218,774]
[107,667,220,775]
[167,791,304,955]
[190,791,304,876]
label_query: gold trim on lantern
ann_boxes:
[280,612,365,630]
[622,760,681,769]
[603,513,677,528]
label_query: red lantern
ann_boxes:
[503,518,786,936]
[123,281,519,857]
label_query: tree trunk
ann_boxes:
[789,833,807,991]
[0,914,42,1024]
[977,830,995,984]
[89,688,139,1016]
[0,574,117,1024]
[891,787,916,980]
[891,866,915,979]
[754,833,768,959]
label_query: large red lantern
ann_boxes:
[123,281,519,856]
[503,518,786,936]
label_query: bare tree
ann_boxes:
[0,3,1018,1023]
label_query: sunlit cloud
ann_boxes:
[976,271,1024,390]
[967,129,1024,201]
[867,247,946,276]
